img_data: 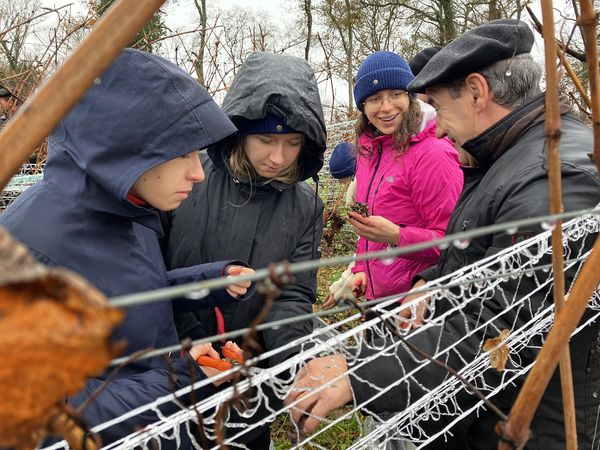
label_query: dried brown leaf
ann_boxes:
[483,329,510,372]
[0,228,123,449]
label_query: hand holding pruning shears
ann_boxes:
[189,341,244,384]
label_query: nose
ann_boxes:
[379,96,394,112]
[269,143,285,165]
[189,154,205,183]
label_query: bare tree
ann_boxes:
[192,0,206,85]
[319,0,362,115]
[88,0,169,52]
[302,0,313,60]
[0,0,42,73]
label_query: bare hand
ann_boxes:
[285,354,352,435]
[349,272,367,298]
[323,293,337,309]
[190,341,240,385]
[189,343,223,383]
[348,212,400,245]
[222,340,243,360]
[225,265,254,298]
[397,279,429,329]
[189,342,220,361]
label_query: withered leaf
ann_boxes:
[483,329,510,372]
[0,228,123,450]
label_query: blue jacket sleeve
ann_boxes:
[168,259,256,312]
[69,355,215,444]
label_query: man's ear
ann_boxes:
[464,73,490,112]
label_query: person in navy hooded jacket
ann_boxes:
[0,48,254,444]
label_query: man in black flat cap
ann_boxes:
[286,19,600,449]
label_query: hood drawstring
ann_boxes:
[127,192,147,206]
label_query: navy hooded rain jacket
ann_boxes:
[0,48,249,444]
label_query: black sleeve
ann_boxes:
[261,195,324,366]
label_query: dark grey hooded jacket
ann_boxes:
[166,52,326,367]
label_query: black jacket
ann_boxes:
[166,52,326,367]
[350,94,600,449]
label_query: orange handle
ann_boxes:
[222,346,245,365]
[195,356,233,371]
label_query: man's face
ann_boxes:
[426,86,479,147]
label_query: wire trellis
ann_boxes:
[38,207,600,450]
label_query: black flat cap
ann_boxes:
[409,46,443,76]
[0,86,11,98]
[408,19,534,93]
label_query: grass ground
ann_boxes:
[272,407,364,449]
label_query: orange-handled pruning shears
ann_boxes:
[221,346,245,365]
[195,356,233,371]
[195,346,245,372]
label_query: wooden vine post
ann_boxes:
[497,0,600,448]
[538,0,577,447]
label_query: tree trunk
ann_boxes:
[345,0,354,115]
[303,0,312,61]
[193,0,206,86]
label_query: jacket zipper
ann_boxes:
[364,142,383,299]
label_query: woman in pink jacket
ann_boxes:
[348,51,463,301]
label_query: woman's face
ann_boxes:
[130,150,204,211]
[243,133,304,178]
[363,89,410,135]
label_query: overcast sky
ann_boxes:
[37,0,552,108]
[40,0,289,26]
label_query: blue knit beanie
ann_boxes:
[329,142,356,179]
[236,113,299,135]
[353,51,415,111]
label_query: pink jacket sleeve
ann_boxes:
[352,155,369,275]
[397,139,463,263]
[352,235,367,274]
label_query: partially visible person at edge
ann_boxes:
[346,50,463,305]
[324,141,359,308]
[0,49,255,445]
[286,19,600,449]
[409,46,442,104]
[164,51,326,449]
[0,85,16,128]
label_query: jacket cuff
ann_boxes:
[221,259,250,277]
[413,265,438,285]
[173,353,218,398]
[352,262,366,274]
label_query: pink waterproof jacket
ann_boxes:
[352,119,463,300]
